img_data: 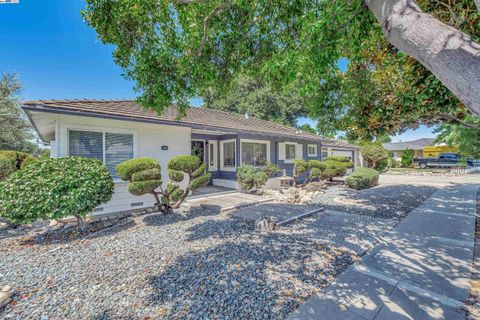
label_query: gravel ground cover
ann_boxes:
[0,183,435,319]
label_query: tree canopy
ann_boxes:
[435,116,480,158]
[0,74,40,154]
[203,74,307,127]
[83,0,480,139]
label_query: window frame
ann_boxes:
[284,143,297,163]
[220,139,237,172]
[67,125,137,181]
[208,140,218,171]
[240,139,271,167]
[307,144,318,157]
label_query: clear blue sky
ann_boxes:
[0,0,435,142]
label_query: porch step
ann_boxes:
[212,178,238,190]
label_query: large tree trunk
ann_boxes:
[364,0,480,117]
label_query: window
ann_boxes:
[209,143,215,167]
[286,144,296,160]
[308,144,317,157]
[241,142,268,166]
[321,147,328,159]
[69,130,134,176]
[222,141,236,169]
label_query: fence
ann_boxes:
[451,166,480,175]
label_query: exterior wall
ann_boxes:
[55,114,191,216]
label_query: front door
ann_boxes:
[191,140,205,163]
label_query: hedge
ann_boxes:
[0,157,114,225]
[345,167,379,190]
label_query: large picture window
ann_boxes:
[241,142,268,166]
[69,130,134,176]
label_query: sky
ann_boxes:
[0,0,436,142]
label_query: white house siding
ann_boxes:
[54,114,191,216]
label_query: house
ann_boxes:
[23,100,358,216]
[383,138,436,160]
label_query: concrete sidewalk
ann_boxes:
[289,183,479,320]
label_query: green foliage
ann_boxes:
[204,74,308,127]
[168,169,184,182]
[297,124,318,134]
[308,160,326,171]
[361,143,390,171]
[192,163,206,178]
[82,0,480,140]
[236,165,269,192]
[435,116,480,158]
[131,168,162,182]
[116,157,160,181]
[0,156,14,181]
[400,149,414,168]
[169,188,184,203]
[128,180,162,196]
[0,74,42,154]
[309,167,323,181]
[346,168,379,190]
[0,157,114,225]
[188,173,211,191]
[323,160,347,177]
[323,156,353,168]
[0,150,37,170]
[293,159,309,176]
[260,162,282,177]
[168,155,201,174]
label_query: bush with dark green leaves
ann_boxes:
[237,165,268,192]
[117,155,211,213]
[323,156,353,168]
[0,156,14,181]
[0,157,114,226]
[400,149,414,168]
[0,150,37,170]
[346,167,379,190]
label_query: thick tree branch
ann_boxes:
[364,0,480,117]
[439,113,480,130]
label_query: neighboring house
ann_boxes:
[23,100,358,216]
[383,138,436,160]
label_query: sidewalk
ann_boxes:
[288,183,479,320]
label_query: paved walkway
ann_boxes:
[184,190,272,213]
[289,183,479,320]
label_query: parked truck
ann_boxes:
[413,153,477,168]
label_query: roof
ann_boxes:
[383,138,436,151]
[22,99,356,149]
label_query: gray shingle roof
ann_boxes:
[23,99,357,149]
[383,138,436,151]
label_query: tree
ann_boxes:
[401,149,414,168]
[204,74,307,127]
[361,143,390,171]
[83,0,480,134]
[297,124,318,135]
[116,155,211,213]
[0,157,114,228]
[435,116,480,158]
[0,74,40,154]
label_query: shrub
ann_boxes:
[323,156,353,168]
[117,155,210,213]
[323,160,347,177]
[237,165,268,192]
[260,162,282,177]
[400,149,414,168]
[293,159,309,187]
[346,167,379,190]
[0,156,14,181]
[0,150,37,170]
[0,157,114,226]
[360,143,389,171]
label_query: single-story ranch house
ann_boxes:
[23,100,359,216]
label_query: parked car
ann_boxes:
[413,153,477,169]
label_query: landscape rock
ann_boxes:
[254,216,277,231]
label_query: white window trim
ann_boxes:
[66,124,138,182]
[220,139,237,172]
[307,144,318,157]
[240,139,271,166]
[208,140,218,171]
[284,142,297,164]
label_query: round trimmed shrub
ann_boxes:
[0,157,114,225]
[168,155,201,173]
[346,167,379,190]
[308,160,326,171]
[323,156,353,168]
[116,157,160,181]
[237,165,268,192]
